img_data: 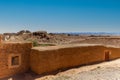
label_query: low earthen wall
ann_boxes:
[108,47,120,60]
[30,46,109,74]
[1,43,120,78]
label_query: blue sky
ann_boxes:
[0,0,120,33]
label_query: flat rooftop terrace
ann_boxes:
[32,44,120,51]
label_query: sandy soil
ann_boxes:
[2,58,120,80]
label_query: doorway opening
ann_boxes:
[104,50,111,61]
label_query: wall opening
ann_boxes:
[104,50,111,61]
[8,54,21,68]
[11,56,19,66]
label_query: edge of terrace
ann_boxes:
[32,44,120,51]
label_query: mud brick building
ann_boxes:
[0,42,32,78]
[0,36,120,78]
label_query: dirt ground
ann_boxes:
[2,58,120,80]
[4,32,120,47]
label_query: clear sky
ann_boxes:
[0,0,120,33]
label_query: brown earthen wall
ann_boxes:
[107,47,120,60]
[0,43,32,78]
[30,46,107,74]
[1,43,120,78]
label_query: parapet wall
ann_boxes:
[30,45,120,74]
[0,42,32,78]
[108,47,120,60]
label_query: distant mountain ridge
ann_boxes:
[53,32,120,36]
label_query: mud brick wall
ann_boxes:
[107,47,120,60]
[0,42,32,78]
[1,42,120,78]
[30,46,108,74]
